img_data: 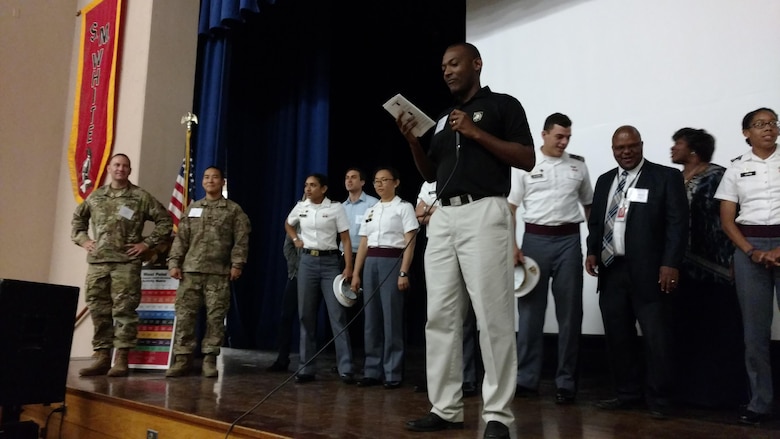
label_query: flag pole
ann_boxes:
[180,112,198,208]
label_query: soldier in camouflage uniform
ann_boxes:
[72,153,173,377]
[166,166,251,378]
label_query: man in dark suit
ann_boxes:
[585,125,688,419]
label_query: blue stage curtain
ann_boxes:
[193,0,273,200]
[194,0,331,350]
[191,39,229,201]
[198,0,263,33]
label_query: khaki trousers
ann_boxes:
[424,196,517,425]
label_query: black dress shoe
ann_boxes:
[266,359,289,372]
[405,413,464,432]
[294,374,315,383]
[340,374,356,385]
[383,381,402,389]
[515,385,539,398]
[462,381,478,397]
[483,420,509,439]
[739,408,770,425]
[555,388,576,404]
[594,397,642,410]
[357,377,381,387]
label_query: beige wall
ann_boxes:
[0,0,199,357]
[0,0,76,284]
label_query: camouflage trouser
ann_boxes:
[172,272,231,356]
[85,261,142,350]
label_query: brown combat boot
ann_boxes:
[107,348,130,377]
[79,349,112,376]
[202,354,218,378]
[165,354,193,378]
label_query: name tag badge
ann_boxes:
[530,172,545,180]
[434,115,448,134]
[118,205,134,220]
[627,188,648,203]
[189,207,203,218]
[740,170,756,177]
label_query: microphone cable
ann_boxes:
[223,240,419,438]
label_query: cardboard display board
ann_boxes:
[127,269,177,369]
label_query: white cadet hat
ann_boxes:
[514,256,541,298]
[332,274,358,307]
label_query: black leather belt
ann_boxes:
[302,249,340,256]
[440,194,490,207]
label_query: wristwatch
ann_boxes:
[399,271,408,278]
[746,248,756,258]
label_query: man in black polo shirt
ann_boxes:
[398,42,535,439]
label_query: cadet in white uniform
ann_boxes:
[508,113,593,404]
[352,167,418,388]
[715,107,780,425]
[285,173,355,384]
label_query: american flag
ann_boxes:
[168,158,194,233]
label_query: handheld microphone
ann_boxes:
[455,131,461,161]
[451,106,462,151]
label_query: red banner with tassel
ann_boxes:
[68,0,122,202]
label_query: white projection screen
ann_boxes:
[467,0,780,337]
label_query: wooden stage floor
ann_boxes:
[60,347,778,439]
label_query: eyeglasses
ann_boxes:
[373,178,395,185]
[750,120,780,129]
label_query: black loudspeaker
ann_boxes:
[0,420,39,439]
[0,279,79,407]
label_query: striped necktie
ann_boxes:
[601,170,629,267]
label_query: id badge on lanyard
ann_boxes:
[616,170,641,223]
[616,198,629,222]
